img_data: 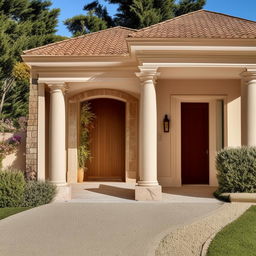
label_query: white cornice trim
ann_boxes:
[38,77,138,84]
[130,45,256,52]
[126,38,256,43]
[23,61,132,67]
[139,63,256,69]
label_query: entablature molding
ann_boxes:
[136,62,256,69]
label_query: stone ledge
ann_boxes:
[228,193,256,203]
[135,185,162,201]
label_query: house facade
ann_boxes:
[22,10,256,200]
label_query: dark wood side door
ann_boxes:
[181,103,209,184]
[86,98,125,181]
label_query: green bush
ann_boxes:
[0,170,25,207]
[22,181,57,207]
[216,147,256,193]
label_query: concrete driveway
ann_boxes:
[0,201,222,256]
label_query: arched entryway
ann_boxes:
[85,98,126,181]
[67,89,139,184]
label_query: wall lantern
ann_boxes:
[163,114,170,133]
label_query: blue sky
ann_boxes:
[51,0,256,37]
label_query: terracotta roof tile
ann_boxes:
[24,10,256,57]
[129,10,256,39]
[24,27,136,56]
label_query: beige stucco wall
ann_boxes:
[35,75,243,187]
[0,132,26,171]
[156,79,241,186]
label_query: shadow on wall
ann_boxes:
[1,132,26,171]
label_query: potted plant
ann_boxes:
[77,145,90,182]
[77,103,95,182]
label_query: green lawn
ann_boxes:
[207,206,256,256]
[0,207,31,220]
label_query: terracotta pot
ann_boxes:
[77,168,84,183]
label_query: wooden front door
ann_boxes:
[86,98,125,181]
[181,103,209,184]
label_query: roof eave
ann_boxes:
[126,37,256,42]
[21,54,135,69]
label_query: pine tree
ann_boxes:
[130,0,161,28]
[84,1,114,27]
[174,0,206,17]
[65,0,206,35]
[64,12,108,37]
[107,0,205,28]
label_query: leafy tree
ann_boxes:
[65,0,206,35]
[0,63,29,119]
[0,0,65,122]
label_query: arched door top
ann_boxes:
[69,89,138,104]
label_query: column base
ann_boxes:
[53,184,71,202]
[135,185,162,201]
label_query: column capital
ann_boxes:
[240,69,256,81]
[136,67,160,84]
[47,82,68,93]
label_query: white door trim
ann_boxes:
[170,95,227,186]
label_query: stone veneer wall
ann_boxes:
[25,81,38,180]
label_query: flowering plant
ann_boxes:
[8,135,22,145]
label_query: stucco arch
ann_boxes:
[67,89,139,183]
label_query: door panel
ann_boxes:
[86,98,125,181]
[181,103,209,184]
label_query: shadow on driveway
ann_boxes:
[85,184,135,200]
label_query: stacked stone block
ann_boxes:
[25,81,38,180]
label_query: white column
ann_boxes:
[241,69,256,146]
[48,83,67,185]
[135,68,162,200]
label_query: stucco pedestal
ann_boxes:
[53,185,71,202]
[135,185,162,201]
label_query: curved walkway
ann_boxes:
[0,202,222,256]
[155,203,251,256]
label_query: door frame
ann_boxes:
[67,89,139,184]
[170,95,227,186]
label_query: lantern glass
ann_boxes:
[163,115,170,133]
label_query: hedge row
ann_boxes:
[0,170,56,208]
[216,147,256,194]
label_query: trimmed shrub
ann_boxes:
[0,170,25,207]
[216,147,256,193]
[22,181,57,207]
